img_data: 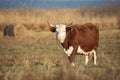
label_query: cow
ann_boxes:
[48,22,99,66]
[3,24,14,37]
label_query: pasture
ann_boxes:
[0,5,120,80]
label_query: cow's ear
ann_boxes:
[49,27,56,32]
[66,27,71,31]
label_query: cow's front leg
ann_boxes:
[68,47,77,67]
[68,53,76,67]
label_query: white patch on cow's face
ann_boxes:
[55,24,66,43]
[64,46,74,56]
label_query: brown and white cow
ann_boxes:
[48,22,99,66]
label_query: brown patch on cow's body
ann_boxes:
[62,23,99,51]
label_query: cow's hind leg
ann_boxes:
[85,54,89,65]
[93,50,97,65]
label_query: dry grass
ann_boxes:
[0,29,120,80]
[0,5,120,80]
[14,24,29,37]
[0,5,120,31]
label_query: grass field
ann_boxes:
[0,5,120,80]
[0,29,120,80]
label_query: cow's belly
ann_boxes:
[64,46,95,56]
[77,46,94,55]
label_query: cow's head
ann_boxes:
[48,22,73,43]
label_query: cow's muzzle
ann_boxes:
[57,36,62,41]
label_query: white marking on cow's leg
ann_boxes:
[71,63,75,67]
[93,50,97,65]
[85,54,89,65]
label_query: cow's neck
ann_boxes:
[61,31,72,50]
[61,41,69,50]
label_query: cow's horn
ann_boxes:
[67,21,73,27]
[47,21,54,27]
